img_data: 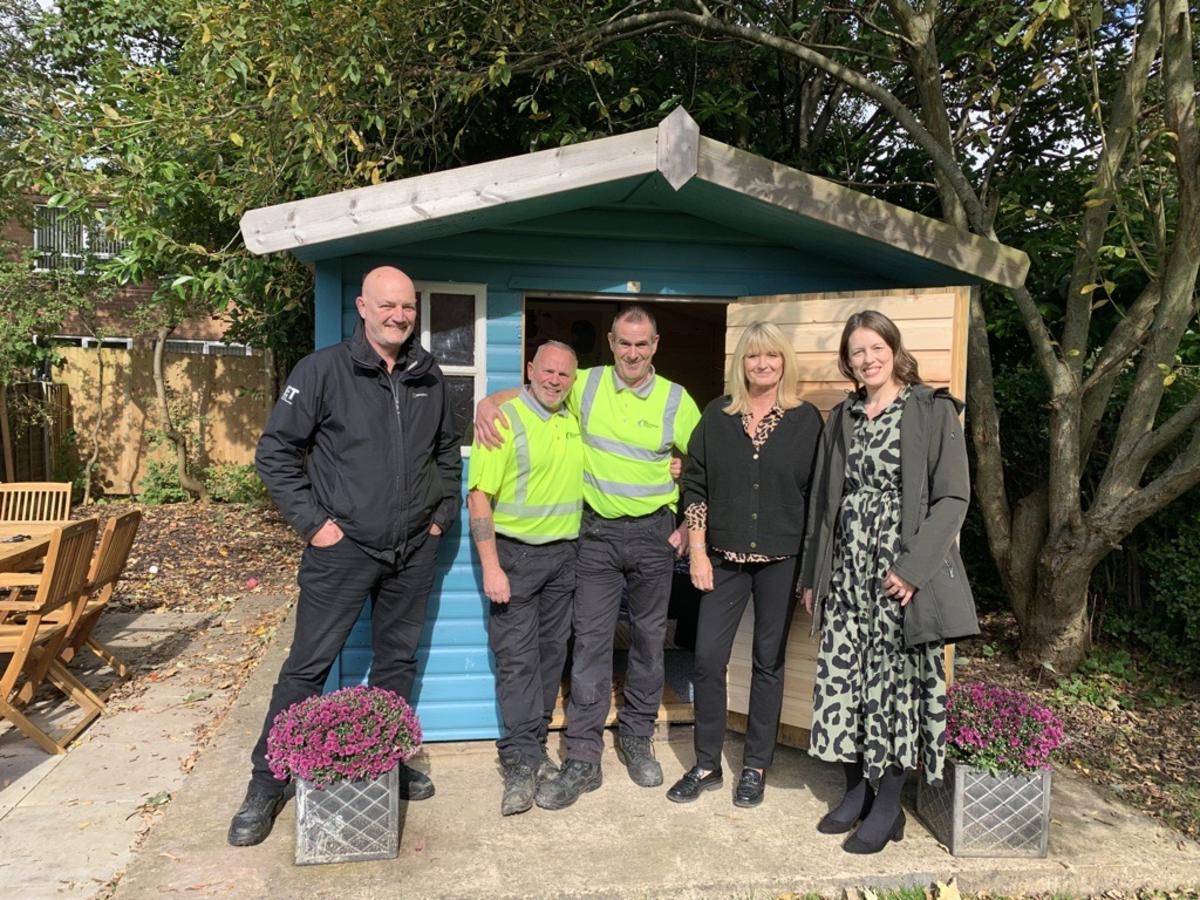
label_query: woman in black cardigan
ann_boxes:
[669,321,822,807]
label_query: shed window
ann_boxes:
[416,282,486,452]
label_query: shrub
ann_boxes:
[1105,509,1200,671]
[946,682,1064,777]
[266,686,422,789]
[204,463,269,504]
[138,460,191,505]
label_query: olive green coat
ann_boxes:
[800,384,979,648]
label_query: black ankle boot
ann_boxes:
[817,758,873,834]
[842,765,908,854]
[227,783,286,847]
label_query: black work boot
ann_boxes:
[500,762,536,816]
[535,745,561,783]
[227,783,286,847]
[616,733,663,787]
[534,758,602,810]
[398,762,435,801]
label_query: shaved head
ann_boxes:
[356,266,418,366]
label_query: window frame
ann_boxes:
[31,204,127,274]
[414,281,487,457]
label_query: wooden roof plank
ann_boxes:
[240,129,659,255]
[694,138,1029,289]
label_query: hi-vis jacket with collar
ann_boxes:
[255,322,462,564]
[799,383,979,648]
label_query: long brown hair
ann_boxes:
[837,310,922,387]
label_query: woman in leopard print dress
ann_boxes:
[800,310,977,854]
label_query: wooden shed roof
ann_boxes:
[239,108,1028,289]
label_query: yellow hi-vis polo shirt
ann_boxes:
[468,387,583,543]
[566,366,701,518]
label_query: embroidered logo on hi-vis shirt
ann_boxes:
[282,385,301,405]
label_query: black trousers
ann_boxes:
[249,534,440,790]
[488,536,576,767]
[693,555,798,772]
[565,507,675,762]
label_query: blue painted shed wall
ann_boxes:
[322,207,953,741]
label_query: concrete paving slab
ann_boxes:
[0,598,290,900]
[114,610,1200,900]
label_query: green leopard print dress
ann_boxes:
[808,387,947,785]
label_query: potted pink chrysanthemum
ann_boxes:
[267,686,422,865]
[918,681,1064,858]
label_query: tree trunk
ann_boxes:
[152,326,207,501]
[262,347,276,425]
[1017,544,1097,673]
[82,347,105,505]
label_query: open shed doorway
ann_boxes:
[525,295,728,730]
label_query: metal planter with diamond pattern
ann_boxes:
[294,768,400,865]
[917,759,1051,857]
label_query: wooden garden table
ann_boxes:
[0,523,58,574]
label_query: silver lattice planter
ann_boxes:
[918,759,1051,858]
[294,767,400,865]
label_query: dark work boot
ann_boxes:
[534,758,602,810]
[535,745,560,783]
[398,762,435,801]
[500,762,536,817]
[227,783,286,847]
[616,733,663,787]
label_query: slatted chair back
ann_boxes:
[0,482,72,524]
[87,510,142,604]
[0,518,99,753]
[60,511,141,675]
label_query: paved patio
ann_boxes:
[107,611,1200,900]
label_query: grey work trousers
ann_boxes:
[565,506,676,763]
[488,536,577,767]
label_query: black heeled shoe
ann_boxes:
[842,809,905,854]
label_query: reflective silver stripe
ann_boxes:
[583,433,670,462]
[510,410,531,506]
[661,382,684,450]
[579,367,604,431]
[495,499,583,518]
[584,471,675,497]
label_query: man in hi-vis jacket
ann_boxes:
[228,266,461,848]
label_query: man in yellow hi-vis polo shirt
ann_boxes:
[476,307,701,811]
[467,342,582,817]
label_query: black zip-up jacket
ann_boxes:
[255,322,462,564]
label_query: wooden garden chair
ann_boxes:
[57,509,142,683]
[0,518,100,754]
[0,482,72,524]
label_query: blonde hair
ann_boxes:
[724,321,801,415]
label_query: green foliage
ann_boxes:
[1050,648,1135,709]
[203,463,268,505]
[0,244,91,386]
[1105,505,1200,671]
[138,459,191,505]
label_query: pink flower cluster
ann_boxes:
[945,681,1064,776]
[266,686,422,789]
